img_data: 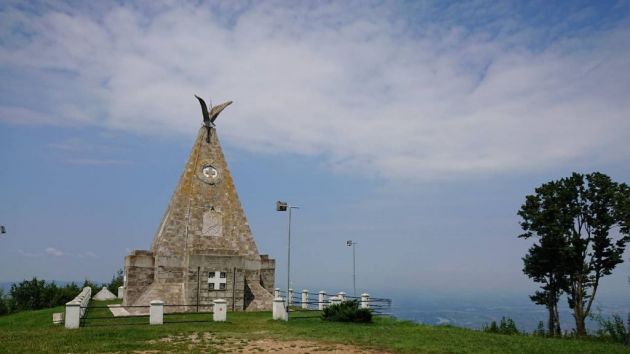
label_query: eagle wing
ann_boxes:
[194,95,210,124]
[209,101,233,122]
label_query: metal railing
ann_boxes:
[79,302,216,327]
[276,290,393,316]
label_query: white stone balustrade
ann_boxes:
[274,288,280,298]
[288,288,294,306]
[149,300,164,325]
[213,299,227,322]
[360,293,370,309]
[64,286,91,329]
[318,290,326,310]
[270,289,375,320]
[272,297,287,321]
[117,286,124,299]
[301,289,309,309]
[330,296,341,306]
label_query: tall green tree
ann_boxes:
[107,269,124,295]
[10,278,47,311]
[9,278,80,312]
[519,179,573,336]
[518,172,630,336]
[521,236,567,336]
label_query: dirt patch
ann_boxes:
[144,332,390,353]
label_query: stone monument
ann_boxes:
[93,287,117,301]
[123,96,275,312]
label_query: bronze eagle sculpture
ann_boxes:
[195,95,233,143]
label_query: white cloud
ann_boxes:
[1,2,628,180]
[45,247,64,257]
[17,249,39,258]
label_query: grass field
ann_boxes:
[0,300,628,353]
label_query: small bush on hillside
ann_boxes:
[0,290,8,316]
[595,313,630,346]
[482,317,519,335]
[533,321,546,337]
[321,300,372,323]
[9,278,80,312]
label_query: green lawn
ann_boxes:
[0,301,628,353]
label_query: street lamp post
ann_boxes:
[277,201,299,320]
[347,240,357,297]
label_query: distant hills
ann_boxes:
[0,280,107,293]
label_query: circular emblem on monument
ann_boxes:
[197,163,221,184]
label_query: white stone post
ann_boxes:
[149,300,164,325]
[274,288,280,298]
[360,293,370,309]
[213,299,227,322]
[338,292,346,302]
[273,297,287,321]
[318,291,326,310]
[288,288,294,307]
[301,289,309,309]
[117,286,124,299]
[330,296,342,306]
[64,301,81,329]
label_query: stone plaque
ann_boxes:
[202,209,223,237]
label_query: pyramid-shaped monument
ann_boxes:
[123,98,275,312]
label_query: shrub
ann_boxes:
[0,290,8,316]
[11,278,47,311]
[533,321,546,337]
[9,278,81,312]
[483,320,499,333]
[595,313,630,346]
[482,317,519,335]
[321,300,372,323]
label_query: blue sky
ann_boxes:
[1,1,629,301]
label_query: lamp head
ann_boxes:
[276,201,288,211]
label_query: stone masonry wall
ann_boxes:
[123,251,155,306]
[185,255,252,311]
[260,254,276,293]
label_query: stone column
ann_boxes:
[213,299,227,322]
[288,288,294,307]
[330,296,341,306]
[117,286,124,299]
[301,289,309,309]
[274,288,280,298]
[360,293,370,309]
[64,301,81,329]
[337,292,346,302]
[150,300,164,325]
[273,297,287,321]
[318,291,326,310]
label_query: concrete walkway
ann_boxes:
[107,304,130,317]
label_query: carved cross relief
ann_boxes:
[208,271,227,290]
